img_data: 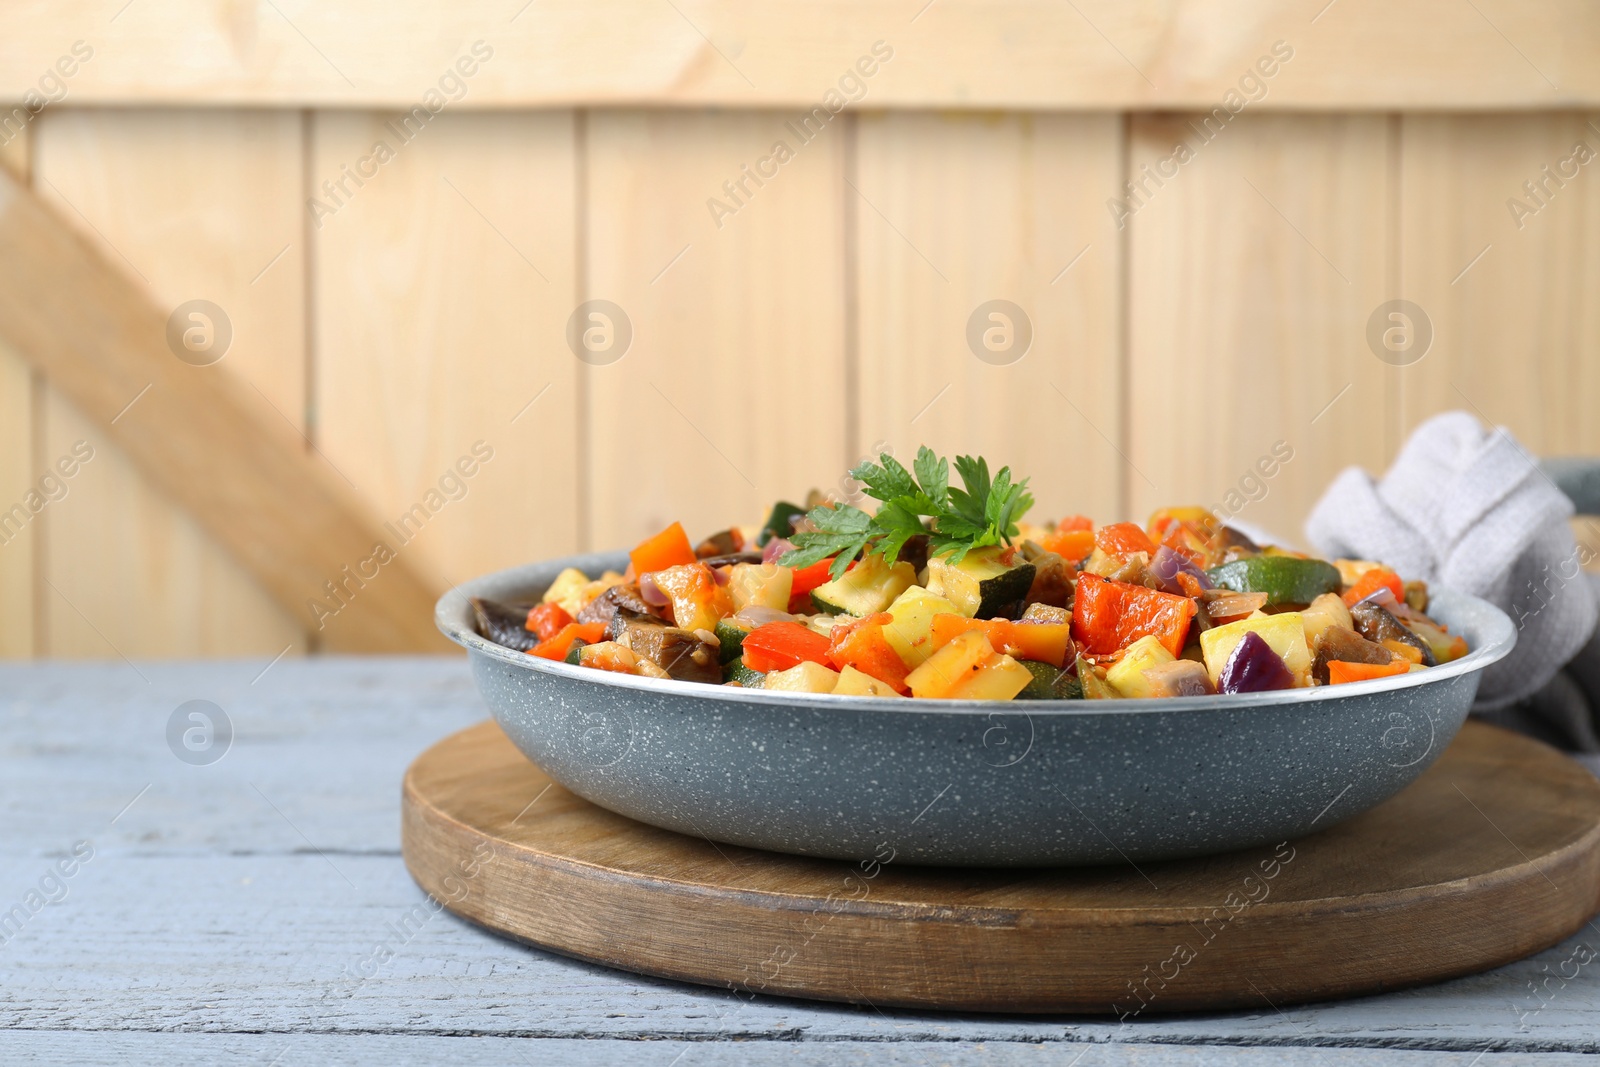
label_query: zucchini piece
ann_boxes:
[923,546,1036,619]
[713,618,752,664]
[1206,556,1342,608]
[563,639,587,665]
[881,586,961,669]
[763,661,841,693]
[757,501,806,547]
[1016,659,1083,700]
[810,553,917,616]
[723,659,767,686]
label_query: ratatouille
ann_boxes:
[472,448,1469,700]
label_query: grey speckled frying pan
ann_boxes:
[437,552,1515,867]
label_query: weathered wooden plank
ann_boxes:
[855,111,1123,522]
[311,110,579,608]
[584,110,847,547]
[1126,113,1393,543]
[1398,114,1600,455]
[0,127,33,659]
[0,145,441,652]
[3,658,1600,1051]
[28,109,307,657]
[6,1033,1597,1066]
[0,1,1594,109]
[0,345,32,658]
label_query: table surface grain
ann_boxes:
[4,657,1600,1066]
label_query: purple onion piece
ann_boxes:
[762,538,797,565]
[733,605,795,629]
[710,565,731,586]
[1217,631,1295,694]
[1149,545,1214,595]
[638,572,671,607]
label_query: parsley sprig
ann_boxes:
[778,447,1034,580]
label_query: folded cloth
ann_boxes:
[1304,411,1599,714]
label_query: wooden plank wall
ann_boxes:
[4,106,1598,658]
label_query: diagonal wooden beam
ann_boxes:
[0,166,447,652]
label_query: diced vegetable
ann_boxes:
[905,630,1032,701]
[1326,659,1410,685]
[1300,592,1353,649]
[1142,659,1215,697]
[1071,572,1197,658]
[530,621,608,661]
[650,562,733,634]
[563,640,587,665]
[923,545,1036,619]
[1147,506,1217,542]
[722,659,766,686]
[757,501,807,547]
[1348,600,1436,666]
[694,528,746,558]
[1311,625,1396,685]
[1204,591,1268,624]
[1106,634,1177,698]
[762,661,841,693]
[1095,521,1157,559]
[727,562,793,613]
[1075,655,1118,700]
[1216,631,1295,694]
[832,665,904,697]
[630,521,698,576]
[713,618,752,664]
[929,614,1074,668]
[1039,525,1095,562]
[1206,556,1343,608]
[607,610,722,683]
[1021,602,1070,625]
[881,586,962,669]
[741,620,833,674]
[526,601,574,642]
[1342,566,1404,607]
[811,553,916,616]
[542,567,594,618]
[1199,613,1311,687]
[786,557,838,612]
[826,613,911,694]
[1150,545,1213,595]
[577,640,641,674]
[1016,660,1084,700]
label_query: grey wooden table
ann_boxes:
[5,657,1600,1066]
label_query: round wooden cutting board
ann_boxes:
[401,720,1600,1014]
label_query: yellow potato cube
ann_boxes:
[1105,634,1177,698]
[832,665,903,698]
[1200,612,1312,687]
[762,661,841,694]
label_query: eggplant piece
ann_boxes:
[1348,600,1436,666]
[607,609,723,684]
[471,596,538,652]
[1214,524,1261,562]
[896,533,931,574]
[1021,547,1074,609]
[1021,602,1070,626]
[576,583,661,627]
[698,551,764,568]
[1143,659,1216,698]
[1311,625,1396,685]
[1217,631,1295,693]
[695,529,744,559]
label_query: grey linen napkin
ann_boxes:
[1303,412,1600,752]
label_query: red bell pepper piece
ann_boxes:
[741,621,833,674]
[1342,567,1405,607]
[525,601,574,642]
[529,621,607,661]
[1095,521,1157,558]
[785,556,843,612]
[1040,527,1095,562]
[827,613,910,693]
[1326,658,1410,685]
[1070,572,1196,658]
[629,521,697,576]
